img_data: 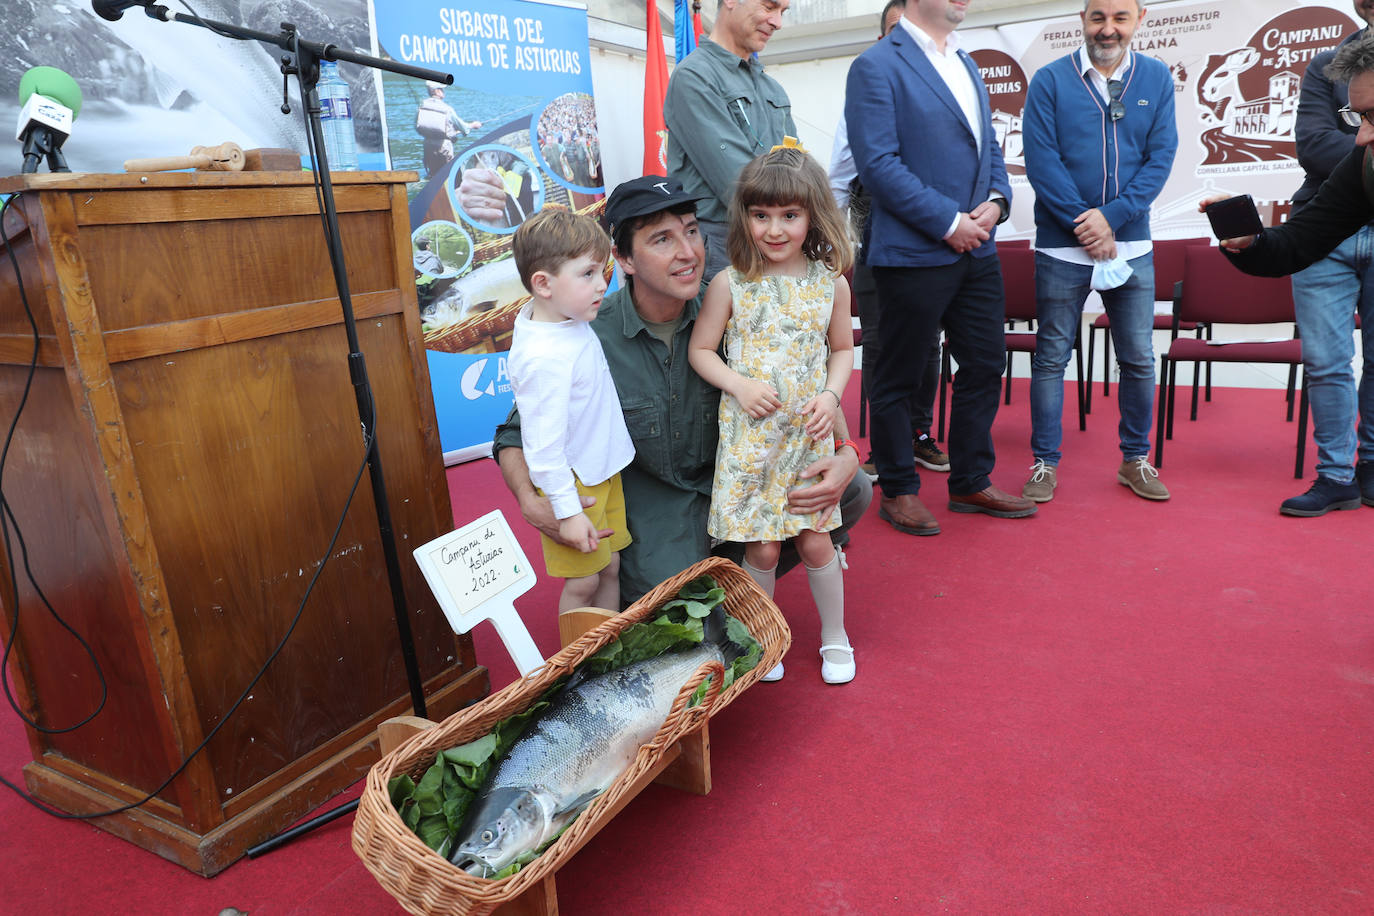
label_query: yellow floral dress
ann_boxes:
[707,260,840,542]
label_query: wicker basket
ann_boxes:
[351,556,790,916]
[423,296,525,354]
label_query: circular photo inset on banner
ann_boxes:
[412,220,473,280]
[532,92,604,194]
[450,145,546,234]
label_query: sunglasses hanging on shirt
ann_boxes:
[1108,79,1125,121]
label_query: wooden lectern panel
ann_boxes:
[0,171,489,873]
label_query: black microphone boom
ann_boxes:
[91,0,149,22]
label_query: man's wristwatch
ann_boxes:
[834,437,861,459]
[993,196,1010,225]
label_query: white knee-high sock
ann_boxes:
[742,559,777,599]
[806,552,848,662]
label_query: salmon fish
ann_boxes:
[448,615,731,876]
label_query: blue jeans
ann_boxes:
[1030,251,1157,465]
[1290,225,1374,483]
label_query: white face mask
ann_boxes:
[1091,254,1134,291]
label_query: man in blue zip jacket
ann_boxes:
[1020,0,1177,504]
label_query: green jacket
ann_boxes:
[663,38,796,224]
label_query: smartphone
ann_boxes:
[1203,194,1263,240]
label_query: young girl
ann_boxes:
[688,142,857,685]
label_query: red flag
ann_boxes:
[643,4,669,176]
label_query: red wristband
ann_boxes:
[834,437,860,458]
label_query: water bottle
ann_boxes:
[317,60,359,171]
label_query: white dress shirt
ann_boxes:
[898,17,983,155]
[829,111,856,209]
[508,305,634,519]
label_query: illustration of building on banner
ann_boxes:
[1229,71,1299,140]
[1195,7,1356,167]
[373,0,606,462]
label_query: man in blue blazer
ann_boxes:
[846,0,1036,536]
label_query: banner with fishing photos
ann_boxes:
[372,0,606,463]
[958,0,1362,242]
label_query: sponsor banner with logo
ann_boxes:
[372,0,605,463]
[962,0,1360,241]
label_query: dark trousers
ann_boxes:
[854,263,941,435]
[872,255,1006,497]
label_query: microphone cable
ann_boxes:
[0,191,107,737]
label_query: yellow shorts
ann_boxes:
[540,472,632,579]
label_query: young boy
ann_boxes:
[508,207,634,612]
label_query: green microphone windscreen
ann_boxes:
[18,67,82,120]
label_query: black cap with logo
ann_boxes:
[602,175,705,240]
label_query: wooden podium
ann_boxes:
[0,170,490,875]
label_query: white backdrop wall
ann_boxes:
[587,44,647,193]
[592,1,1362,242]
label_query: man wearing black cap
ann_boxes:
[493,176,869,605]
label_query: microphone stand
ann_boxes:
[108,1,455,856]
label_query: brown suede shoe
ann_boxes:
[948,485,1038,518]
[1117,457,1170,501]
[878,494,941,536]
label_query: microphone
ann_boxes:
[91,0,149,21]
[16,67,82,174]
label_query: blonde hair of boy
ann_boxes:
[512,207,612,293]
[725,145,856,281]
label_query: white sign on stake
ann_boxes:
[412,510,544,677]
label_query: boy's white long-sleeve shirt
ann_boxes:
[507,305,634,519]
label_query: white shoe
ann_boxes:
[760,661,785,682]
[819,645,855,685]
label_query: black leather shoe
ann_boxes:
[1357,460,1374,507]
[1280,476,1362,517]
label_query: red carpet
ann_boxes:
[3,380,1372,914]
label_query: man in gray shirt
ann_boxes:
[664,0,795,279]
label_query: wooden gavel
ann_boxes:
[124,142,246,173]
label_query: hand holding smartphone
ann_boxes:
[1202,194,1263,243]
